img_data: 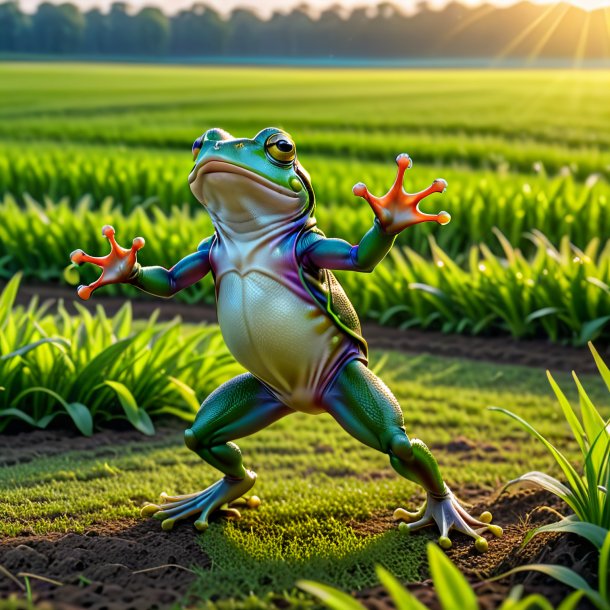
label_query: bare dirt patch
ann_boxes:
[0,422,183,467]
[0,519,209,610]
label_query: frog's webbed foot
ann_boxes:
[353,154,450,235]
[140,471,258,532]
[394,488,503,553]
[70,225,145,300]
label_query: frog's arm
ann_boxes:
[128,236,214,298]
[298,220,395,273]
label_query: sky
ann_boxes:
[17,0,610,15]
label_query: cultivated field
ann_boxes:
[0,63,609,610]
[0,64,609,344]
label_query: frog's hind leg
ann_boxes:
[322,360,502,552]
[142,373,291,532]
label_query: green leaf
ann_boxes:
[490,407,587,515]
[10,386,92,436]
[491,565,604,609]
[589,342,610,392]
[0,273,21,327]
[580,317,610,344]
[504,472,576,513]
[168,376,200,413]
[546,371,586,457]
[64,402,93,436]
[427,543,478,610]
[0,407,37,427]
[1,337,70,360]
[573,372,607,451]
[297,580,365,610]
[524,517,608,550]
[556,591,586,610]
[63,264,81,286]
[104,380,155,436]
[376,565,427,610]
[525,307,559,323]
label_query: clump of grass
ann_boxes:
[491,342,609,534]
[192,519,424,600]
[0,274,242,435]
[341,231,610,344]
[299,542,584,610]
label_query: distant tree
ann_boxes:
[0,0,608,60]
[133,7,169,55]
[0,1,28,51]
[107,2,133,54]
[170,3,226,56]
[316,4,344,56]
[31,2,84,53]
[227,8,263,55]
[82,8,107,54]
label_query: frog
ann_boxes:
[70,127,502,551]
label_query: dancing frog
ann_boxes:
[70,127,502,551]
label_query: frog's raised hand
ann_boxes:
[70,225,145,300]
[70,225,144,301]
[353,153,450,235]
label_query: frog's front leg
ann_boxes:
[323,360,502,551]
[142,373,292,531]
[353,153,450,234]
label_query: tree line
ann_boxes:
[0,1,607,59]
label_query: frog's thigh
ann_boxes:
[322,360,445,494]
[185,373,291,478]
[322,359,406,452]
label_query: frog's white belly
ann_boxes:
[216,270,348,413]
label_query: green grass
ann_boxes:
[0,276,242,435]
[1,350,608,597]
[2,194,608,344]
[1,65,609,151]
[1,142,608,252]
[0,62,608,344]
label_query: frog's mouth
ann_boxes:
[189,158,300,202]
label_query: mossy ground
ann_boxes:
[1,347,608,605]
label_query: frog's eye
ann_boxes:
[192,137,203,161]
[265,133,296,165]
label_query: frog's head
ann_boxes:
[188,127,314,230]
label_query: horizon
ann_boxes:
[16,0,610,16]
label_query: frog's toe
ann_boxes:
[395,488,501,553]
[393,503,425,523]
[141,471,257,533]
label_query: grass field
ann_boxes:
[3,348,607,600]
[0,63,609,344]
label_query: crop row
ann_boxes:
[1,196,608,345]
[0,275,242,435]
[3,126,608,181]
[1,146,608,255]
[2,64,610,151]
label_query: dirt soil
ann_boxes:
[14,282,609,376]
[0,427,597,610]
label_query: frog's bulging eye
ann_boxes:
[192,137,203,161]
[265,133,296,165]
